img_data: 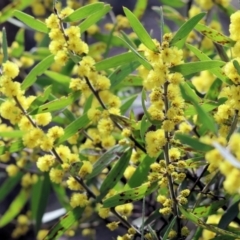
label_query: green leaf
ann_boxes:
[195,23,235,47]
[21,54,55,90]
[185,156,206,168]
[185,98,227,116]
[0,171,24,203]
[233,60,240,75]
[44,70,70,87]
[86,145,127,180]
[186,43,228,82]
[11,28,25,58]
[0,130,24,138]
[218,199,240,230]
[120,94,138,114]
[118,75,142,87]
[52,183,70,210]
[43,207,85,240]
[95,52,137,71]
[69,162,83,176]
[93,33,126,48]
[97,148,132,201]
[2,27,8,63]
[0,0,32,23]
[192,200,227,218]
[133,0,147,18]
[119,32,152,70]
[162,216,177,240]
[109,61,141,89]
[28,85,53,112]
[179,82,199,103]
[170,13,205,48]
[180,82,218,134]
[170,60,225,76]
[79,4,111,33]
[123,7,158,52]
[140,115,152,141]
[0,189,29,227]
[0,140,24,155]
[179,206,240,239]
[31,173,51,233]
[103,181,158,208]
[124,155,156,191]
[63,2,105,22]
[161,0,185,8]
[29,91,80,115]
[83,94,94,114]
[14,10,48,33]
[175,134,213,152]
[57,113,90,144]
[205,79,223,100]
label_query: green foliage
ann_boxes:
[1,1,240,239]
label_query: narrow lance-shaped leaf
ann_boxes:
[0,0,32,23]
[86,145,127,180]
[44,70,71,86]
[31,173,51,233]
[180,83,217,134]
[21,54,55,90]
[0,171,24,203]
[170,60,225,76]
[123,7,158,52]
[133,0,147,19]
[0,189,29,227]
[195,23,235,47]
[124,155,156,190]
[29,91,81,115]
[179,206,240,239]
[162,216,177,240]
[218,199,240,230]
[0,140,24,155]
[175,133,213,152]
[192,200,227,218]
[119,31,152,70]
[103,181,158,208]
[44,207,85,240]
[120,94,138,114]
[95,52,137,71]
[170,12,205,47]
[97,148,132,201]
[57,113,90,144]
[109,61,141,89]
[79,4,111,33]
[186,43,228,82]
[63,2,105,22]
[14,10,48,33]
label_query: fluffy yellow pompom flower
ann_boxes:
[35,112,52,126]
[47,126,64,140]
[2,61,19,78]
[66,176,83,191]
[49,168,64,183]
[123,165,136,180]
[98,207,110,219]
[56,145,71,162]
[45,14,59,29]
[87,108,101,123]
[37,230,48,240]
[40,136,54,151]
[229,10,240,41]
[145,129,166,157]
[70,193,89,208]
[115,203,133,217]
[6,164,19,177]
[37,155,55,172]
[79,161,93,178]
[97,118,114,135]
[106,222,119,231]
